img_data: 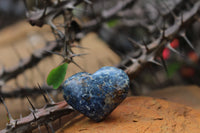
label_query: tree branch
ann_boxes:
[118,1,200,77]
[0,41,62,86]
[0,101,77,133]
[0,85,61,99]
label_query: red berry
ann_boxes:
[162,48,170,60]
[170,39,179,48]
[188,51,199,63]
[180,67,195,77]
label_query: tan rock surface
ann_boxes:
[57,97,200,133]
[147,85,200,110]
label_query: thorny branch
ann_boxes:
[0,0,93,87]
[118,1,200,77]
[82,0,138,30]
[0,85,61,99]
[0,40,62,87]
[0,101,78,133]
[0,0,86,86]
[0,0,137,87]
[0,1,200,133]
[0,0,138,96]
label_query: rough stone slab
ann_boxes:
[57,96,200,133]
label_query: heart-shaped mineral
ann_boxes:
[63,66,129,122]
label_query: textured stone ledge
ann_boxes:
[57,96,200,133]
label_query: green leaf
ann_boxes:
[167,62,181,78]
[47,63,68,89]
[107,19,119,28]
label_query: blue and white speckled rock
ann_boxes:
[63,66,129,122]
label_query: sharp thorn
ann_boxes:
[161,21,166,38]
[128,38,143,49]
[37,84,49,104]
[45,123,50,133]
[180,12,184,24]
[72,45,88,49]
[30,109,37,120]
[162,1,177,19]
[153,5,163,17]
[127,56,137,63]
[142,39,149,51]
[181,33,195,50]
[70,53,88,58]
[162,29,165,39]
[42,7,47,17]
[38,84,55,104]
[71,60,85,72]
[149,59,162,66]
[62,44,69,58]
[26,96,36,111]
[38,125,42,133]
[160,56,168,74]
[167,44,185,57]
[48,21,64,39]
[0,96,13,122]
[15,120,18,126]
[147,10,162,31]
[48,122,55,133]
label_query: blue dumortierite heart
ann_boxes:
[62,66,129,122]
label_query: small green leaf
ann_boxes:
[167,62,181,78]
[107,19,119,28]
[47,63,68,89]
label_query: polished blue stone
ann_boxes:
[62,66,129,122]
